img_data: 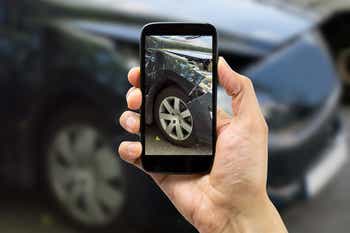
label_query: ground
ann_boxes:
[0,107,349,233]
[282,107,350,233]
[145,125,212,155]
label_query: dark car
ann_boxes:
[145,35,213,145]
[0,0,347,232]
[270,0,350,99]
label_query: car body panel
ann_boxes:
[246,32,338,108]
[41,0,318,56]
[187,93,212,143]
[145,35,213,143]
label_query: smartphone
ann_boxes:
[140,23,217,173]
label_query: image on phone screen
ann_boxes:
[144,35,213,156]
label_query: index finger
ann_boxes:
[128,67,140,88]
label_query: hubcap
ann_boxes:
[159,96,193,141]
[48,125,124,225]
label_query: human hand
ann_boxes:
[118,57,288,233]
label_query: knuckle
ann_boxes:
[240,76,254,89]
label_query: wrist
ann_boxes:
[219,194,288,233]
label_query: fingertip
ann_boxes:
[128,67,140,87]
[218,57,239,75]
[119,111,140,134]
[118,141,142,163]
[127,88,142,110]
[218,57,229,75]
[218,56,226,66]
[218,57,241,96]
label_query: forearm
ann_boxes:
[219,196,288,233]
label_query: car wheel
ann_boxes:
[154,86,196,146]
[337,48,350,102]
[41,106,128,232]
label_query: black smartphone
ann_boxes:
[140,23,217,173]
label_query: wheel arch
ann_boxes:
[31,68,123,185]
[145,69,193,124]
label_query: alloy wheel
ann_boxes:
[158,96,193,141]
[47,125,124,225]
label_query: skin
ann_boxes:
[118,57,288,233]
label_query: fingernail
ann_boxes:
[126,87,134,99]
[219,56,226,64]
[127,143,139,156]
[126,116,136,131]
[127,68,135,78]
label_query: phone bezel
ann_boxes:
[140,22,217,173]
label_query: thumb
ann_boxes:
[218,57,262,119]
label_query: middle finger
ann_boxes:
[127,87,142,110]
[119,111,140,134]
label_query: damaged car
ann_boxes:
[145,35,212,145]
[0,0,348,232]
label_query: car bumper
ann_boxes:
[268,120,347,204]
[187,92,212,143]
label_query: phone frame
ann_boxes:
[140,22,217,173]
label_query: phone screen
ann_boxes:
[144,35,214,156]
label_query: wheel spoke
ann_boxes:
[162,99,174,114]
[174,97,180,112]
[159,113,175,121]
[165,122,175,134]
[95,147,120,179]
[84,184,105,221]
[175,123,184,140]
[53,166,75,192]
[181,121,192,133]
[180,109,191,118]
[160,118,168,131]
[55,132,75,166]
[96,183,121,210]
[74,127,98,157]
[65,182,84,208]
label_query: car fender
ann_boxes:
[187,93,212,143]
[145,69,195,125]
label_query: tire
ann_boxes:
[40,106,130,232]
[337,48,350,103]
[154,86,196,146]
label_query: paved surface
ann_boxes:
[145,125,211,155]
[282,107,350,233]
[0,107,349,233]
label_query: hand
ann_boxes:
[118,57,288,233]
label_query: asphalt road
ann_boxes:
[0,108,349,233]
[145,125,212,155]
[282,107,350,233]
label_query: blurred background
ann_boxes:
[1,0,350,232]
